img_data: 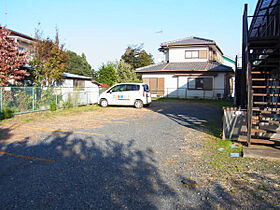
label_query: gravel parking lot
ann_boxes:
[0,102,279,209]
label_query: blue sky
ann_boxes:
[0,0,257,70]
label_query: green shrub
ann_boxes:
[62,93,73,109]
[49,101,57,112]
[62,101,73,109]
[0,108,15,120]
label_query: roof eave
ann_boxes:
[160,42,216,47]
[136,69,233,73]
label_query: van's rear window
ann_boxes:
[143,84,149,92]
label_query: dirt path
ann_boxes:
[0,103,279,209]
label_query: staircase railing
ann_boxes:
[243,4,253,146]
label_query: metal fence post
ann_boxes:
[32,87,35,111]
[55,89,58,106]
[0,87,3,113]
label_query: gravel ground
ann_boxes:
[0,102,279,209]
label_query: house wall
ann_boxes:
[56,79,99,104]
[142,72,226,99]
[165,51,169,62]
[223,57,235,69]
[85,80,100,103]
[9,36,35,60]
[168,47,208,63]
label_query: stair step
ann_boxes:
[252,119,280,125]
[252,86,280,88]
[238,136,275,144]
[253,58,279,62]
[252,64,278,68]
[252,78,275,81]
[253,107,280,113]
[251,128,280,134]
[253,101,280,105]
[251,71,270,74]
[252,93,280,97]
[252,136,280,141]
[251,128,266,133]
[253,93,267,96]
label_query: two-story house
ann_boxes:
[135,36,234,99]
[7,28,35,60]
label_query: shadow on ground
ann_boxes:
[0,132,176,209]
[0,130,258,209]
[0,126,13,142]
[148,101,223,137]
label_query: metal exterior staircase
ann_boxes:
[237,1,280,146]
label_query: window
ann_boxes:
[188,78,213,90]
[110,84,126,92]
[185,50,199,59]
[18,47,25,52]
[126,84,140,91]
[142,84,150,92]
[199,50,207,59]
[73,79,85,90]
[185,50,208,59]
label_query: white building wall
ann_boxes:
[223,59,235,69]
[85,80,99,104]
[213,73,225,98]
[168,47,208,63]
[142,72,226,99]
[56,79,99,104]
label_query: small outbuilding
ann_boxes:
[55,72,100,105]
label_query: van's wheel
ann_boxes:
[100,99,108,107]
[134,100,143,109]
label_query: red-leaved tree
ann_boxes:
[0,25,28,86]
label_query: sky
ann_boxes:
[0,0,258,70]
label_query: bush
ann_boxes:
[49,101,57,112]
[0,108,15,120]
[62,101,73,109]
[62,94,73,109]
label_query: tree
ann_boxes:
[98,62,117,86]
[116,60,139,83]
[121,45,154,69]
[65,51,94,77]
[29,29,68,86]
[0,25,28,86]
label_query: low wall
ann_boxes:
[223,107,247,140]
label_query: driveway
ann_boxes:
[0,102,256,209]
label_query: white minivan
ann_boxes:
[98,83,151,108]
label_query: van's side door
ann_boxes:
[110,84,127,105]
[125,84,140,105]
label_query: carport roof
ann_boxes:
[135,61,233,73]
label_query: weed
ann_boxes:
[23,118,34,122]
[49,101,57,112]
[0,108,15,120]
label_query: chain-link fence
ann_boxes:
[0,86,106,115]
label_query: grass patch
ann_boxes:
[205,137,243,171]
[3,104,99,123]
[152,97,234,108]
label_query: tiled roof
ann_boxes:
[135,62,233,73]
[161,36,214,46]
[63,72,93,80]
